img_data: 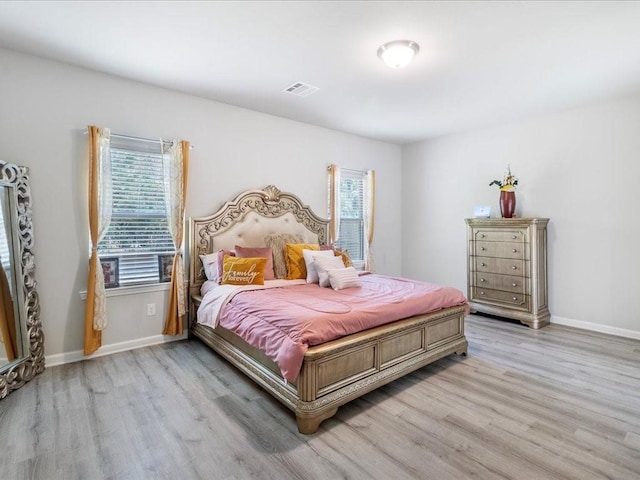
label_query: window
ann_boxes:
[97,136,174,287]
[335,169,366,268]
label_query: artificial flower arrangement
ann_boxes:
[489,165,518,192]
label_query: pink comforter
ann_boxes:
[214,274,468,382]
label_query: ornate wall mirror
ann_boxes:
[0,160,43,399]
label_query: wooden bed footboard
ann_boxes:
[191,303,468,434]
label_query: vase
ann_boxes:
[499,190,516,218]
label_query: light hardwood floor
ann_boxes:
[1,314,639,480]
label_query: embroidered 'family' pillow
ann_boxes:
[221,255,267,286]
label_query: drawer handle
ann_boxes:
[480,247,486,251]
[480,278,485,283]
[512,235,517,239]
[480,262,486,267]
[512,296,518,301]
[512,283,517,287]
[480,234,485,238]
[480,291,485,295]
[512,266,517,270]
[512,249,517,253]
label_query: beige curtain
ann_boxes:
[327,164,340,245]
[162,140,189,336]
[83,125,112,355]
[364,169,376,272]
[0,264,17,362]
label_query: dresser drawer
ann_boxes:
[471,287,530,310]
[472,272,527,294]
[474,229,528,243]
[472,257,528,276]
[472,241,528,260]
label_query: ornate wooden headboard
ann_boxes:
[188,185,329,300]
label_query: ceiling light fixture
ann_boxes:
[377,40,420,69]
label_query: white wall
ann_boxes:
[0,48,401,360]
[402,95,640,336]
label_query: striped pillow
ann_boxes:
[328,267,362,290]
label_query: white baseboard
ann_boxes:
[41,317,640,368]
[45,332,188,367]
[551,315,640,340]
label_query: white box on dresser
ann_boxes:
[465,218,550,329]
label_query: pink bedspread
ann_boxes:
[213,274,467,382]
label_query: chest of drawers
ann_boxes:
[465,218,550,329]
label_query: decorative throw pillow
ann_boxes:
[234,245,275,280]
[285,243,320,280]
[335,249,354,268]
[221,255,267,286]
[264,233,304,279]
[313,254,347,288]
[319,244,353,268]
[200,249,234,283]
[199,253,218,281]
[302,249,336,283]
[328,266,362,290]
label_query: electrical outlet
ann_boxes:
[146,303,156,316]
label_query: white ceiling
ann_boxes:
[2,1,640,145]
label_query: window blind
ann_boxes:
[336,169,365,267]
[98,137,174,286]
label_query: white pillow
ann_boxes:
[199,253,218,281]
[313,255,346,288]
[302,249,336,283]
[328,266,362,290]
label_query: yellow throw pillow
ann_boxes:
[334,249,353,268]
[221,255,267,285]
[285,243,320,280]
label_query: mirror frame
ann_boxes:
[0,160,43,399]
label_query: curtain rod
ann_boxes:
[83,128,195,149]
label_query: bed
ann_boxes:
[188,185,468,434]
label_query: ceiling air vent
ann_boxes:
[283,82,319,97]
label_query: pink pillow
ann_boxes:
[234,245,275,280]
[214,249,234,283]
[200,250,235,283]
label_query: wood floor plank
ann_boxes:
[1,314,639,479]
